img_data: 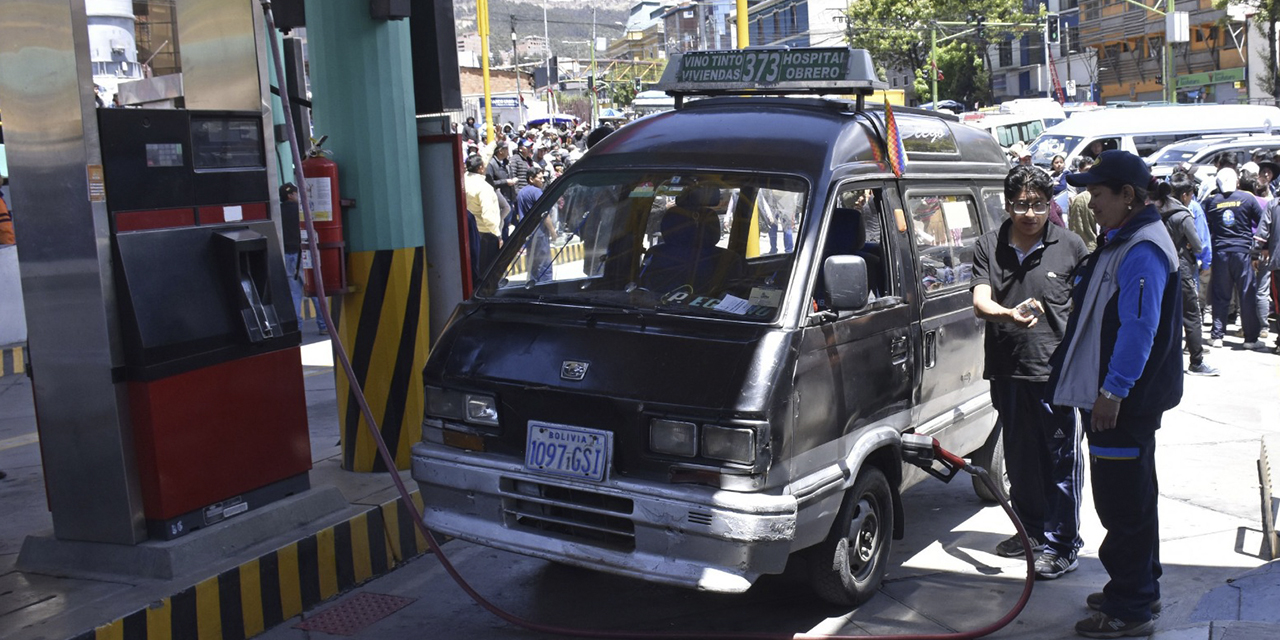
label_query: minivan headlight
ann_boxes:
[425,386,465,420]
[464,393,500,426]
[702,425,756,465]
[649,419,698,457]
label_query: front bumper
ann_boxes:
[411,442,798,593]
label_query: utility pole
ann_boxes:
[479,0,495,142]
[931,26,937,107]
[512,17,524,129]
[544,0,553,113]
[1043,15,1051,99]
[592,7,598,126]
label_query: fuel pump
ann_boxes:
[300,137,348,296]
[99,108,312,540]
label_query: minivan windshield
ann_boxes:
[479,170,808,323]
[1027,134,1082,166]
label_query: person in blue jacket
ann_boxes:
[1050,150,1183,638]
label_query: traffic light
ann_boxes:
[634,78,642,92]
[588,74,594,92]
[1047,15,1060,43]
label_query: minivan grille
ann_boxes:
[500,477,635,550]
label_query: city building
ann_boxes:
[661,0,737,54]
[517,34,551,60]
[1078,0,1240,103]
[733,0,847,48]
[605,1,667,60]
[985,0,1098,103]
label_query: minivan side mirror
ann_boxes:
[823,255,869,311]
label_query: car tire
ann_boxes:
[806,466,893,607]
[970,423,1010,503]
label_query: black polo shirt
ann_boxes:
[971,219,1088,381]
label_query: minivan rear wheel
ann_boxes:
[806,466,893,606]
[970,424,1010,503]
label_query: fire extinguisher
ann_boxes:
[300,136,347,297]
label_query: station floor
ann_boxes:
[0,327,436,640]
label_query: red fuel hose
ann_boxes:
[261,4,1035,637]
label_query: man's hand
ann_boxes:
[1009,306,1039,329]
[1090,394,1121,431]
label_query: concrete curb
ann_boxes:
[66,490,432,640]
[1,342,24,378]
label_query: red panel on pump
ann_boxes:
[128,347,311,520]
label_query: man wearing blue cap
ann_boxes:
[1050,150,1183,638]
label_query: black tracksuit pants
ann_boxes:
[1085,412,1163,624]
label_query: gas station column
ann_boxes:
[304,2,428,472]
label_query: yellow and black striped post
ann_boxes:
[336,249,429,471]
[306,4,431,471]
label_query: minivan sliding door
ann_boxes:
[903,185,990,450]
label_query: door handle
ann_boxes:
[923,330,938,369]
[890,336,908,365]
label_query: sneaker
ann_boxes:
[1085,592,1162,615]
[1210,338,1223,348]
[995,533,1046,558]
[1075,611,1155,638]
[1187,362,1220,376]
[1034,550,1079,579]
[1262,329,1271,340]
[1242,341,1270,352]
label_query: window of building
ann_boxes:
[999,40,1013,67]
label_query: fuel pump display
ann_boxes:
[99,108,312,540]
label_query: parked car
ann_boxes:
[1026,104,1280,171]
[1147,133,1280,178]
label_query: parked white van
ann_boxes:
[962,98,1068,148]
[1025,104,1280,169]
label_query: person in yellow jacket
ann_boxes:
[464,154,502,280]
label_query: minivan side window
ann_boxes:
[907,193,982,294]
[816,186,891,304]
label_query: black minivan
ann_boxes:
[413,48,1012,606]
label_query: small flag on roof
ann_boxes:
[883,93,906,178]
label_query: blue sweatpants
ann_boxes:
[1086,413,1163,623]
[990,378,1083,557]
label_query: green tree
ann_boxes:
[608,81,637,107]
[845,0,1029,106]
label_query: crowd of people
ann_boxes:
[979,144,1278,638]
[458,115,617,284]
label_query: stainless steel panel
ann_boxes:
[176,0,260,110]
[116,73,184,105]
[0,0,146,543]
[418,117,465,343]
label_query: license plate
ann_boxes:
[524,421,612,482]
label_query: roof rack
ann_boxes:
[652,47,888,111]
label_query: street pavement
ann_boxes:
[2,323,1278,640]
[254,332,1280,640]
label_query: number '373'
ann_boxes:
[743,52,782,82]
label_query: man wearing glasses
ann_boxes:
[971,165,1089,579]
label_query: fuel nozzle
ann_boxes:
[900,433,967,483]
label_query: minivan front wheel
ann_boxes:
[806,466,893,606]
